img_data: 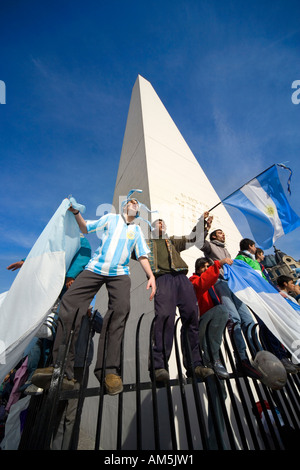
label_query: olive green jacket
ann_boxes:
[147,236,189,277]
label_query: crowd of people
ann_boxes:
[1,192,299,449]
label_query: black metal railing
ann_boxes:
[19,308,300,451]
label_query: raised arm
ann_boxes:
[69,206,88,233]
[186,212,213,248]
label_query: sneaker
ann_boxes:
[281,358,299,374]
[212,359,230,379]
[238,359,263,380]
[105,374,123,396]
[31,366,54,389]
[154,368,170,383]
[194,365,214,380]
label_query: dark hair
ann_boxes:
[239,238,255,251]
[255,248,264,259]
[151,218,165,228]
[195,257,210,272]
[277,275,294,288]
[209,229,222,241]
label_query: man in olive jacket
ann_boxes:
[148,218,213,383]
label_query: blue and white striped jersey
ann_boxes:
[85,213,150,276]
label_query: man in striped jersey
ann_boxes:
[32,197,156,396]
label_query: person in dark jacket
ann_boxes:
[148,219,214,383]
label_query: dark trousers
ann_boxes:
[253,313,287,360]
[52,270,131,380]
[152,273,201,372]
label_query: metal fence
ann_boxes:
[19,309,300,451]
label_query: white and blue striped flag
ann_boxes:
[0,199,81,384]
[223,259,300,364]
[222,164,300,249]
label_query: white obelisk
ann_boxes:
[81,75,243,449]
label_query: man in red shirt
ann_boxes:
[189,257,232,379]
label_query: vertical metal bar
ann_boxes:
[135,313,144,450]
[224,325,263,449]
[18,312,68,449]
[116,312,129,450]
[36,312,77,449]
[148,316,161,449]
[244,323,283,448]
[94,311,114,450]
[252,381,283,448]
[286,373,300,406]
[203,320,228,449]
[182,322,209,450]
[285,377,300,422]
[204,321,237,450]
[217,350,240,449]
[18,394,46,449]
[173,317,194,450]
[292,372,300,393]
[69,313,96,449]
[162,315,177,450]
[276,385,300,429]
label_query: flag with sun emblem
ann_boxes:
[222,164,300,249]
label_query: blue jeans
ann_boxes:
[198,304,228,363]
[214,279,256,361]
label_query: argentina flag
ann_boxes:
[222,164,300,249]
[0,199,82,384]
[223,259,300,364]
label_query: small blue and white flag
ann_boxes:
[222,164,300,249]
[223,259,300,363]
[0,198,82,384]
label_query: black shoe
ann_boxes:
[281,358,299,374]
[212,359,230,379]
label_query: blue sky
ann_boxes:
[1,0,300,292]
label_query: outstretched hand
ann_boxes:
[7,260,24,271]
